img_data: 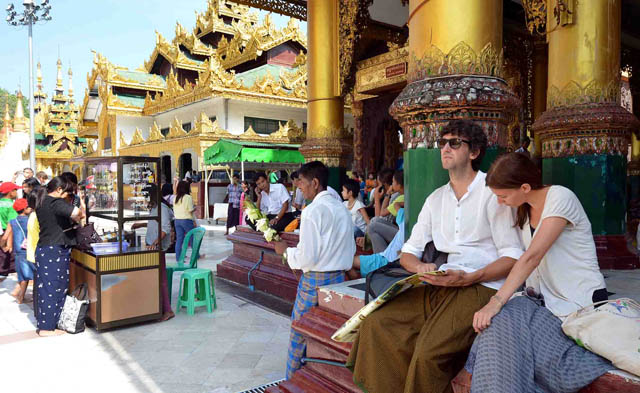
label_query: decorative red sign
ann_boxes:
[385,63,407,78]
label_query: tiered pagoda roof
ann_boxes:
[81,0,308,127]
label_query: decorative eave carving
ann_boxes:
[190,112,233,137]
[145,31,205,73]
[119,131,128,147]
[270,119,305,142]
[130,128,145,145]
[238,125,260,140]
[147,122,165,142]
[193,0,258,38]
[174,22,214,56]
[168,117,188,138]
[216,15,306,70]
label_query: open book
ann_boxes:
[332,271,443,343]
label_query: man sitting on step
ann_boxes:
[346,119,524,393]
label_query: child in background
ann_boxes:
[342,178,370,238]
[7,198,34,303]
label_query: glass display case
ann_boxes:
[84,156,161,253]
[69,156,163,330]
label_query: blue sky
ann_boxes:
[0,0,304,98]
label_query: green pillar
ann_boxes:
[404,146,504,238]
[543,155,627,235]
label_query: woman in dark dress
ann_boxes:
[34,176,84,337]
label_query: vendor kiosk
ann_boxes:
[69,156,162,330]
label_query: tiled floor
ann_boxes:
[3,221,640,393]
[0,223,290,393]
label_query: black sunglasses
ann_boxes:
[437,137,471,149]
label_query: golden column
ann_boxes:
[299,0,351,174]
[533,0,639,268]
[391,0,518,232]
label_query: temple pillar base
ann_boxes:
[391,74,519,231]
[534,103,640,269]
[299,136,352,190]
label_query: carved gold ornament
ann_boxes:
[409,42,503,82]
[147,122,165,142]
[168,117,188,139]
[119,131,128,147]
[547,79,620,109]
[130,128,145,145]
[522,0,547,35]
[339,0,373,96]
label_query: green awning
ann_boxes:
[204,139,304,166]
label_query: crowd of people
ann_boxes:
[250,118,619,393]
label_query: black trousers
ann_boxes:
[226,205,240,229]
[0,248,14,276]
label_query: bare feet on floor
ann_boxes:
[160,311,175,321]
[36,329,66,337]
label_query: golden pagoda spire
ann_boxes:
[68,66,74,102]
[55,57,64,94]
[14,90,25,120]
[12,90,28,133]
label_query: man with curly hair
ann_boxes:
[347,120,524,393]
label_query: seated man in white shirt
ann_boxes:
[291,171,305,212]
[254,172,295,232]
[274,161,355,380]
[347,119,524,393]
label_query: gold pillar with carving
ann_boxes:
[391,0,518,233]
[532,41,547,158]
[300,0,351,172]
[533,0,639,268]
[352,100,364,174]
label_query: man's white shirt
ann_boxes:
[287,190,355,272]
[401,171,524,290]
[260,183,291,215]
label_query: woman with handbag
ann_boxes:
[464,153,612,392]
[34,176,85,337]
[172,181,196,262]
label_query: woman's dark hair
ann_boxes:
[486,152,544,229]
[175,180,191,204]
[393,170,404,187]
[298,161,329,189]
[440,120,488,171]
[161,183,173,199]
[343,179,360,198]
[27,191,38,209]
[378,168,394,186]
[22,177,40,195]
[35,176,74,209]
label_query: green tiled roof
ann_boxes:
[114,69,166,86]
[77,137,87,142]
[113,93,146,108]
[35,133,46,141]
[237,64,296,90]
[35,145,48,151]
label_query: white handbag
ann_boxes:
[57,284,90,334]
[561,298,640,376]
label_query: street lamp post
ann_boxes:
[6,0,51,171]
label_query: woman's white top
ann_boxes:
[523,186,606,318]
[344,199,367,233]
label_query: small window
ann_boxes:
[161,127,169,136]
[104,136,111,150]
[302,123,307,133]
[182,122,192,132]
[209,116,217,123]
[244,116,284,135]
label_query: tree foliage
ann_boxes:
[0,87,30,121]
